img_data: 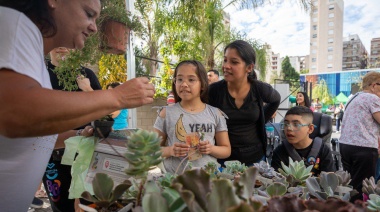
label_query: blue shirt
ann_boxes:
[113,109,128,130]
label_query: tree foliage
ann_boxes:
[98,54,127,89]
[312,79,333,105]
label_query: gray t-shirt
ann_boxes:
[154,103,228,173]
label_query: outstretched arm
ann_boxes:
[0,69,154,138]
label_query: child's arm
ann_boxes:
[199,131,231,159]
[154,128,190,158]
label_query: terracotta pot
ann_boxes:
[101,19,130,55]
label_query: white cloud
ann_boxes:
[224,0,380,57]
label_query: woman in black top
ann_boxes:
[208,40,280,165]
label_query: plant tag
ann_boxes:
[186,133,202,161]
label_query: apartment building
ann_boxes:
[309,0,343,73]
[370,37,380,68]
[342,34,368,70]
[263,43,282,82]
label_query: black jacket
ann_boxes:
[208,79,280,165]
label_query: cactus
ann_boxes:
[278,157,313,187]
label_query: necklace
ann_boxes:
[180,103,205,111]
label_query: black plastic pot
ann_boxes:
[92,117,114,138]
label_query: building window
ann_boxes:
[312,58,316,62]
[312,65,316,69]
[312,34,317,38]
[328,47,333,52]
[313,25,317,30]
[313,1,318,6]
[327,64,333,68]
[313,18,317,22]
[373,50,378,54]
[328,55,333,60]
[328,38,334,43]
[312,42,317,46]
[328,30,334,35]
[329,0,334,2]
[329,4,334,10]
[313,9,318,14]
[329,13,335,18]
[328,21,334,27]
[312,49,317,54]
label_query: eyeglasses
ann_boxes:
[173,77,199,86]
[280,123,311,131]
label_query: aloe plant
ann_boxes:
[81,173,131,210]
[305,171,355,201]
[278,157,313,187]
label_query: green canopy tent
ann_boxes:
[334,92,349,104]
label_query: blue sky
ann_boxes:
[224,0,380,57]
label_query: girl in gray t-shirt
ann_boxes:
[154,60,231,174]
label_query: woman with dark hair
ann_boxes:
[0,1,155,210]
[208,40,281,166]
[296,91,313,110]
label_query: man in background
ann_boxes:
[207,69,219,84]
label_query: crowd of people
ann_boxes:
[1,1,380,211]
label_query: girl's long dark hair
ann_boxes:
[0,0,56,37]
[172,60,208,103]
[296,91,311,108]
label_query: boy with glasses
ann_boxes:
[271,106,334,176]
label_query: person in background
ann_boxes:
[296,91,313,111]
[339,71,380,202]
[334,102,344,133]
[39,47,100,212]
[167,90,175,106]
[207,69,220,84]
[271,106,334,176]
[208,40,281,166]
[107,82,129,132]
[313,98,322,113]
[0,1,155,211]
[154,60,231,173]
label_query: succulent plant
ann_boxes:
[254,160,278,179]
[202,161,220,179]
[123,129,163,207]
[217,160,248,180]
[367,194,380,211]
[362,176,380,196]
[81,173,131,210]
[306,171,355,201]
[278,157,313,187]
[335,170,352,186]
[124,129,162,178]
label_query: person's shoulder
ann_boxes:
[209,80,225,90]
[206,104,228,118]
[273,142,286,154]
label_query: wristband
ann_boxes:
[76,129,83,136]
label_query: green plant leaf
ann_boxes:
[207,179,240,211]
[92,173,114,201]
[238,166,259,200]
[266,182,287,197]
